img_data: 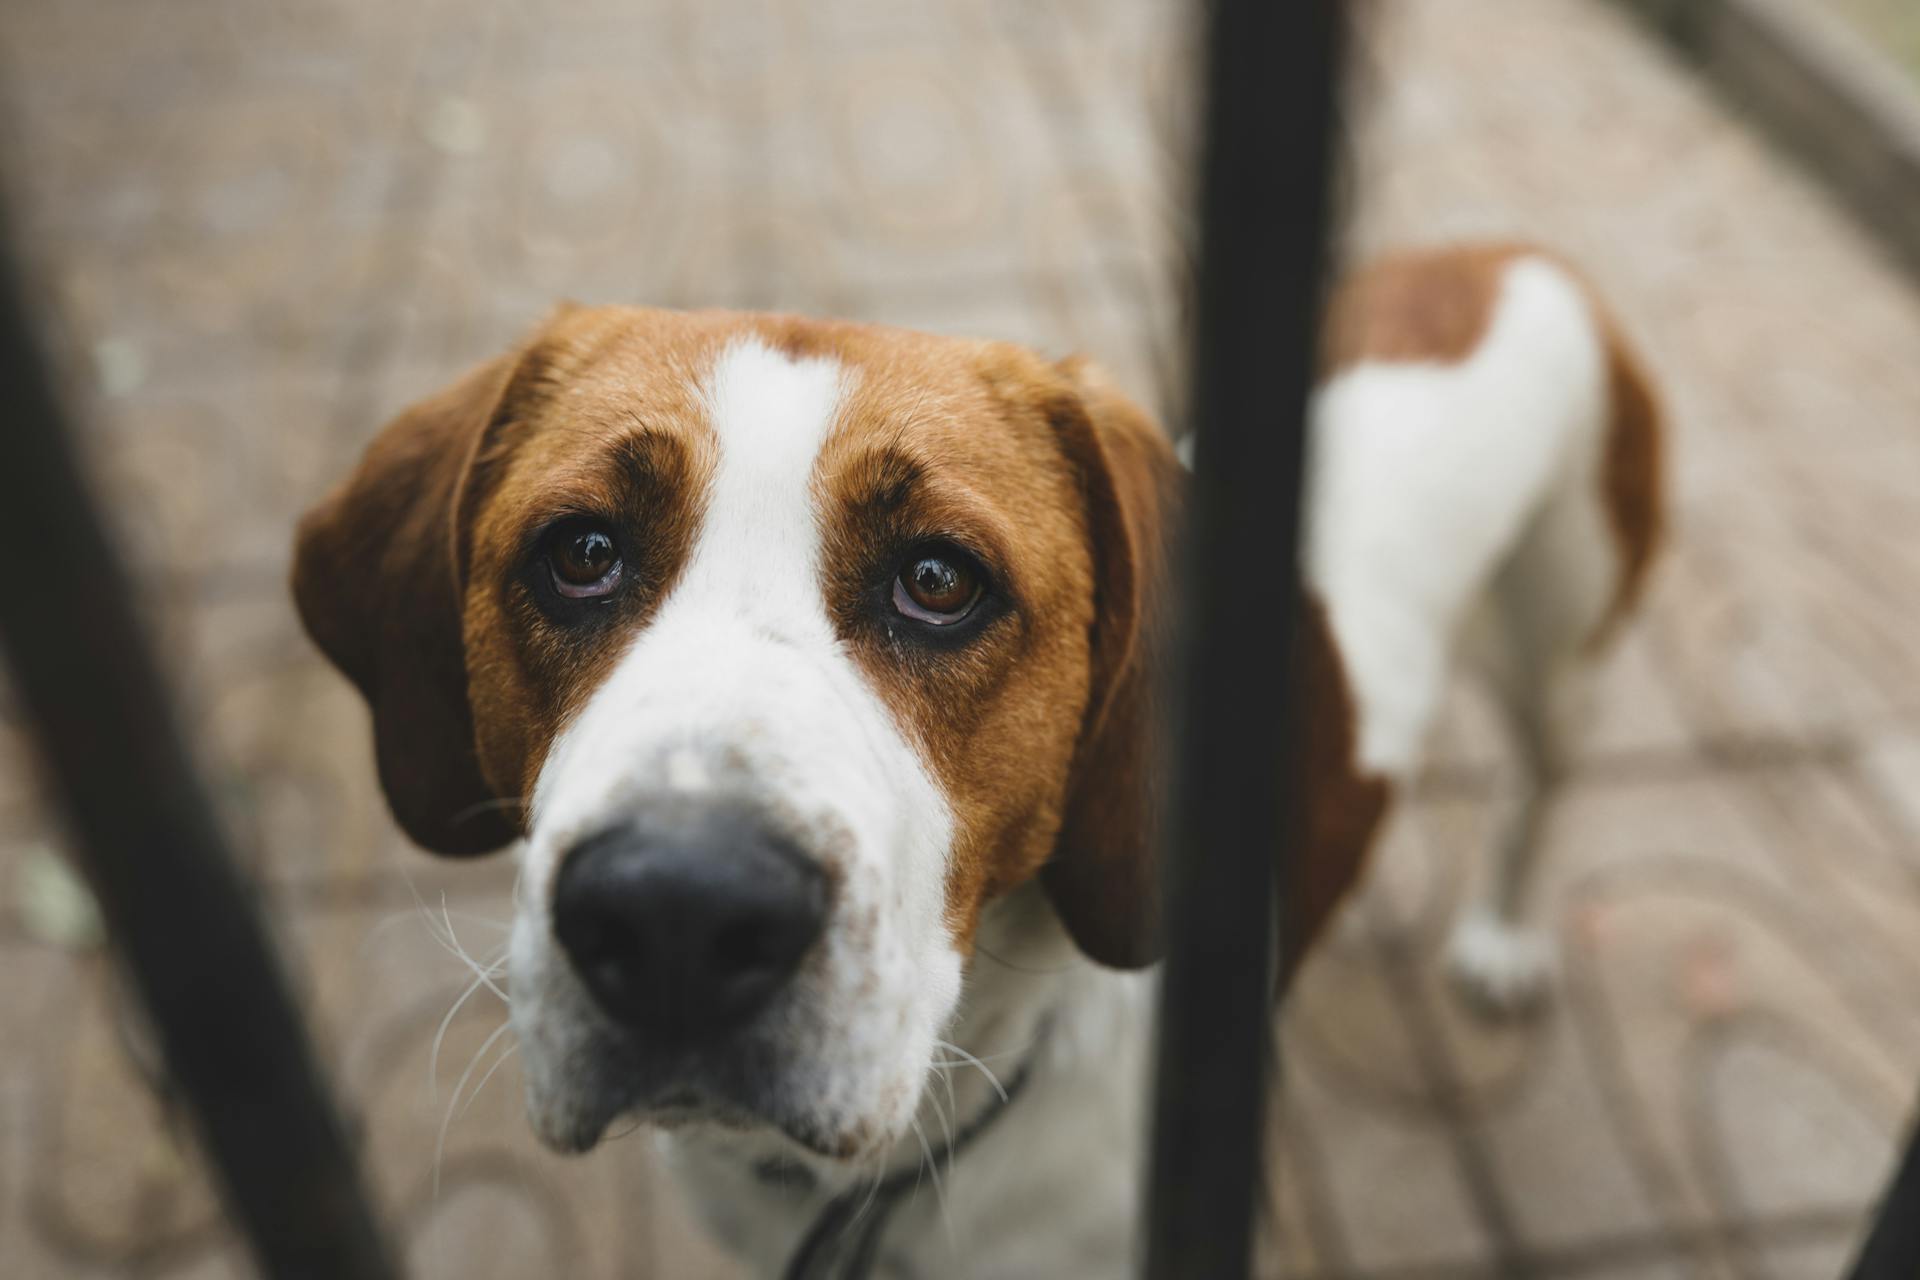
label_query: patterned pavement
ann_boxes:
[4,0,1920,1276]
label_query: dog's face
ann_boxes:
[294,307,1179,1160]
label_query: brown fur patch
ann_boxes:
[295,307,729,844]
[456,314,726,811]
[809,335,1111,956]
[293,353,526,854]
[1321,242,1532,374]
[1281,593,1392,987]
[1590,312,1665,648]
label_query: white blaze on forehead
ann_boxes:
[530,335,873,841]
[695,338,848,613]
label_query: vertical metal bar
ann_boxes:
[1144,0,1345,1275]
[0,210,400,1278]
[1847,1105,1920,1279]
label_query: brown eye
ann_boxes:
[547,522,623,599]
[893,552,981,624]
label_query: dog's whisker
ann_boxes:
[907,1115,955,1247]
[429,911,513,933]
[931,1040,1006,1101]
[458,1039,520,1120]
[434,1017,516,1205]
[435,895,511,1003]
[930,1069,959,1189]
[930,1026,1048,1072]
[971,940,1078,976]
[449,794,531,825]
[845,1155,886,1233]
[603,1115,647,1143]
[359,908,436,954]
[394,872,513,1004]
[429,970,491,1103]
[426,943,511,1102]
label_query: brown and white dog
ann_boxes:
[293,242,1660,1276]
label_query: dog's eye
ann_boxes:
[892,550,981,624]
[546,521,623,599]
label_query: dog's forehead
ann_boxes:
[520,306,1054,470]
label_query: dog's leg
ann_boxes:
[1446,469,1613,1018]
[1446,645,1585,1016]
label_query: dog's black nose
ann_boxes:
[552,803,828,1041]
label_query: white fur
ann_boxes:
[1306,255,1621,1016]
[513,338,963,1157]
[668,885,1155,1276]
[1305,257,1611,777]
[1445,905,1555,1013]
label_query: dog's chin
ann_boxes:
[527,1077,902,1164]
[510,950,939,1165]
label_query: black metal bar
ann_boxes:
[1144,0,1345,1275]
[0,209,401,1278]
[1846,1104,1920,1279]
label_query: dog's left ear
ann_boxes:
[291,345,543,856]
[1037,359,1185,969]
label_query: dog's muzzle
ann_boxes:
[552,799,830,1045]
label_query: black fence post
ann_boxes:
[1143,0,1346,1276]
[1847,1105,1920,1279]
[0,211,400,1278]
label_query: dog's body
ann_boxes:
[294,242,1659,1276]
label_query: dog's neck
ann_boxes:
[662,881,1155,1277]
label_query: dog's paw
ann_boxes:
[1445,909,1554,1019]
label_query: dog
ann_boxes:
[292,241,1660,1277]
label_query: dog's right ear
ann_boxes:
[292,343,546,856]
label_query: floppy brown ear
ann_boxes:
[1039,360,1185,969]
[292,354,527,855]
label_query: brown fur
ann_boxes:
[293,353,525,854]
[1281,594,1392,984]
[1024,356,1185,969]
[1591,311,1665,647]
[808,333,1118,959]
[455,309,720,809]
[295,308,724,850]
[1321,242,1530,374]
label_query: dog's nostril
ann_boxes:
[563,911,620,962]
[713,920,776,976]
[550,806,828,1041]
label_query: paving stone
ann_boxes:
[1742,1229,1871,1280]
[1273,1031,1493,1274]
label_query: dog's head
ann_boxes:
[294,307,1180,1159]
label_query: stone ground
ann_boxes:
[4,0,1920,1276]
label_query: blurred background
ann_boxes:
[4,0,1920,1276]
